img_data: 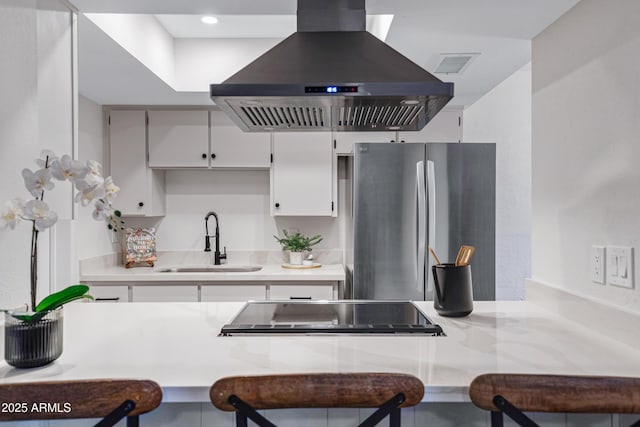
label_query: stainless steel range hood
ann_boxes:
[210,0,454,132]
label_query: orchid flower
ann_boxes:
[22,168,54,198]
[35,149,58,168]
[103,176,120,201]
[51,154,89,182]
[92,199,113,221]
[22,200,58,231]
[84,160,105,186]
[0,198,26,230]
[74,180,105,206]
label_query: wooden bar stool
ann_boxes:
[469,373,640,427]
[210,372,424,427]
[0,379,162,427]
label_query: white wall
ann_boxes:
[74,95,114,271]
[532,0,640,311]
[86,13,175,86]
[463,63,532,300]
[122,170,341,256]
[0,0,74,308]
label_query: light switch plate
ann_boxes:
[606,246,634,289]
[591,245,605,284]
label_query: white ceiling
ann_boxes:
[72,0,581,107]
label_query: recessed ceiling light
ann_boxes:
[201,16,218,25]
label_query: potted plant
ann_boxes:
[0,150,121,368]
[273,230,322,265]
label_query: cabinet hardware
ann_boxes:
[275,203,280,208]
[138,202,144,207]
[201,153,207,159]
[270,153,273,163]
[333,139,336,149]
[211,153,216,159]
[290,296,312,300]
[331,201,334,211]
[95,297,120,302]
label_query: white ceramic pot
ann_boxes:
[289,251,304,265]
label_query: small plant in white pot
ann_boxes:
[273,230,322,265]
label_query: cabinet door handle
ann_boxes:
[290,296,312,300]
[95,297,120,302]
[138,202,144,207]
[211,153,216,159]
[201,153,207,159]
[275,203,280,208]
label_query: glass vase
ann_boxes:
[4,307,63,368]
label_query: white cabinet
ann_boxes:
[210,111,271,168]
[148,110,210,168]
[271,132,335,216]
[200,284,266,302]
[108,110,165,216]
[132,285,199,302]
[90,285,129,303]
[333,131,396,155]
[269,284,335,300]
[398,110,462,143]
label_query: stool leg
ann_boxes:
[235,412,248,427]
[389,407,401,427]
[126,416,139,427]
[490,411,503,427]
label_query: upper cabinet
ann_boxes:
[271,132,336,217]
[108,110,165,216]
[148,110,209,168]
[210,111,271,168]
[333,131,396,155]
[398,110,463,143]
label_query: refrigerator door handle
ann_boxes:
[427,160,436,289]
[416,161,426,292]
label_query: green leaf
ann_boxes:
[35,285,93,313]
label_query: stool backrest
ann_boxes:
[211,373,424,411]
[470,373,640,413]
[0,379,162,422]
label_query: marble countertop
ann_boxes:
[80,263,346,283]
[79,251,346,283]
[2,298,639,403]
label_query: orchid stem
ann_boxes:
[30,221,38,312]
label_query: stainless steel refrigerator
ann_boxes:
[352,142,495,301]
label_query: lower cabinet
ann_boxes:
[89,285,129,303]
[200,284,266,302]
[88,282,339,302]
[132,285,199,302]
[269,284,335,300]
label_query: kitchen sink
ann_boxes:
[156,265,262,273]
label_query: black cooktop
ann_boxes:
[219,301,444,336]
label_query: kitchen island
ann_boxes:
[2,282,639,426]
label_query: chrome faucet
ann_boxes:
[204,211,227,265]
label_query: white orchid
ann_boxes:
[22,168,54,198]
[22,200,58,231]
[103,176,120,201]
[74,180,106,206]
[92,199,112,221]
[51,154,89,182]
[2,149,121,312]
[0,198,26,230]
[84,160,105,186]
[35,149,58,168]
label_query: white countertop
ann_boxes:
[2,299,639,403]
[80,263,346,283]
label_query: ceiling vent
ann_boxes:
[434,53,480,75]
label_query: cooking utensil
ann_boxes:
[429,247,442,265]
[455,245,475,267]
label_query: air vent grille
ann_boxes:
[239,106,326,129]
[337,105,423,128]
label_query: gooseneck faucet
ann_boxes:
[204,211,227,265]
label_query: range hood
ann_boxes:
[210,0,454,132]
